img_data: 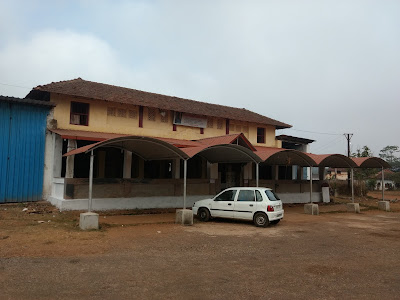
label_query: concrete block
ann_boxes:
[378,201,390,212]
[304,203,319,215]
[347,203,360,213]
[175,209,193,225]
[79,212,99,230]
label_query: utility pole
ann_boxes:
[344,133,353,190]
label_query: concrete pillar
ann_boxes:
[210,163,218,180]
[97,151,106,178]
[243,162,253,180]
[123,150,132,179]
[298,166,303,180]
[319,166,325,181]
[292,165,297,180]
[273,165,279,180]
[172,159,180,179]
[65,139,77,178]
[138,158,145,179]
[201,158,207,179]
[43,131,63,199]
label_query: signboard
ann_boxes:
[173,112,207,128]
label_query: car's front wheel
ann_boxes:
[197,208,210,222]
[254,212,269,227]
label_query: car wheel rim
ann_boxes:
[256,216,265,225]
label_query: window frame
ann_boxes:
[257,127,265,143]
[214,189,237,201]
[70,101,89,126]
[237,190,256,202]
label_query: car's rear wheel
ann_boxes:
[254,212,269,227]
[270,219,280,225]
[198,208,210,222]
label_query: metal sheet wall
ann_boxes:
[0,101,49,203]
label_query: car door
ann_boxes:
[234,189,257,220]
[210,189,237,218]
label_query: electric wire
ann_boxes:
[0,82,31,89]
[311,135,346,154]
[281,128,342,136]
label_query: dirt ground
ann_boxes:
[1,194,400,300]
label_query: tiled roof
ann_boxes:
[197,133,256,150]
[29,78,291,129]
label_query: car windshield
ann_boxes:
[264,190,280,201]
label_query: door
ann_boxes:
[210,189,237,218]
[234,189,257,220]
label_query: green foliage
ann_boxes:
[386,172,400,189]
[366,179,377,191]
[334,181,367,196]
[352,146,373,158]
[379,145,400,169]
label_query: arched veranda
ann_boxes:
[64,136,263,212]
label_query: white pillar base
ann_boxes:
[347,203,360,213]
[79,212,99,230]
[175,209,193,225]
[378,201,390,212]
[304,204,319,215]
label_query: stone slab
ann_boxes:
[347,203,360,213]
[175,209,193,225]
[79,212,99,230]
[378,201,390,212]
[304,203,319,215]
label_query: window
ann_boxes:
[215,190,237,201]
[70,102,89,126]
[148,108,156,121]
[160,111,168,123]
[117,108,127,118]
[257,127,265,143]
[237,190,255,202]
[107,107,116,116]
[256,190,263,202]
[264,190,280,201]
[129,109,137,119]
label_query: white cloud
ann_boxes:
[0,29,135,97]
[1,1,400,154]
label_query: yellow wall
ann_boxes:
[51,93,281,147]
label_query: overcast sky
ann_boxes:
[1,0,399,155]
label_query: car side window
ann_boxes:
[215,190,237,201]
[255,190,263,202]
[237,190,255,202]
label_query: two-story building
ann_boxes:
[25,78,338,210]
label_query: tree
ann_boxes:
[379,146,400,169]
[353,146,373,158]
[386,172,400,189]
[351,146,376,194]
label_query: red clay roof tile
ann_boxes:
[31,78,291,129]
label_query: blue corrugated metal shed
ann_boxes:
[0,96,54,203]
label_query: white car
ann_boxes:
[192,187,284,227]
